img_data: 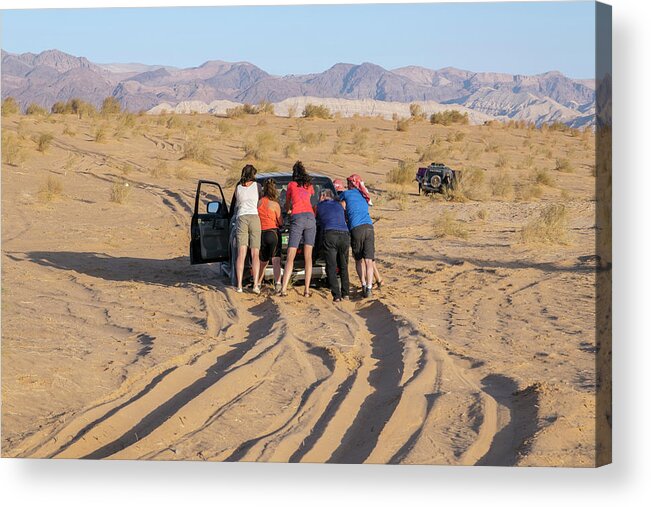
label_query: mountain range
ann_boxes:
[1,49,595,127]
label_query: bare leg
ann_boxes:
[235,245,248,290]
[257,260,269,287]
[303,245,313,296]
[364,258,374,289]
[281,247,297,293]
[356,259,365,287]
[271,257,282,285]
[373,261,383,286]
[250,248,260,288]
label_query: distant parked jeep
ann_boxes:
[416,163,460,194]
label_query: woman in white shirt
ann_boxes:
[232,164,262,294]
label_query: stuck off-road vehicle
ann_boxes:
[416,163,460,194]
[190,172,337,286]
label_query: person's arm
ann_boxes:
[273,202,283,229]
[229,187,238,217]
[285,183,293,213]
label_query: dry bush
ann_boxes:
[36,133,54,152]
[409,103,426,120]
[287,105,297,118]
[496,155,509,169]
[299,129,326,147]
[521,203,569,244]
[555,158,574,173]
[396,118,410,132]
[446,130,465,143]
[284,142,299,158]
[2,97,19,116]
[351,129,368,152]
[476,209,489,220]
[430,110,469,126]
[63,124,76,137]
[110,181,132,204]
[336,125,348,138]
[302,104,332,119]
[386,188,407,210]
[2,132,26,166]
[243,131,276,160]
[217,120,235,137]
[482,139,500,153]
[534,167,554,187]
[101,96,121,115]
[331,141,343,155]
[120,163,134,175]
[257,100,275,115]
[94,124,108,143]
[166,114,183,129]
[26,103,47,116]
[225,106,246,118]
[150,161,170,178]
[182,138,211,164]
[416,142,443,163]
[490,170,514,198]
[432,210,469,239]
[387,159,416,185]
[516,182,544,201]
[444,167,486,202]
[39,176,63,202]
[175,166,191,180]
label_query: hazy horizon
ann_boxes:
[1,2,597,79]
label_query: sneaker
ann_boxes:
[363,287,372,299]
[236,287,243,293]
[342,294,350,301]
[333,297,342,303]
[252,285,261,295]
[274,282,282,294]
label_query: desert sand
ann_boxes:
[1,110,599,465]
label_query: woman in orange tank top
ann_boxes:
[257,179,283,292]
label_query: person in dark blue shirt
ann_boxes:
[339,180,375,298]
[316,189,350,302]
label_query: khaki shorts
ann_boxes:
[236,214,261,249]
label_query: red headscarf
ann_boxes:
[346,174,372,205]
[333,179,346,193]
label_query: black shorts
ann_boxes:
[350,224,375,261]
[260,229,281,262]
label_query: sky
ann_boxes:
[0,2,596,78]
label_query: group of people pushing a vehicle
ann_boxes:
[230,161,382,302]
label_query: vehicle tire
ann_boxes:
[430,175,441,188]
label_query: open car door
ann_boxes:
[190,180,230,265]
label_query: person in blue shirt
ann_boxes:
[339,175,375,298]
[316,189,350,302]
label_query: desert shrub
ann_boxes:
[298,129,326,147]
[490,170,514,198]
[284,142,299,158]
[386,188,407,210]
[444,167,486,202]
[302,103,332,119]
[476,209,489,220]
[447,130,465,143]
[396,118,410,132]
[175,166,191,180]
[225,106,246,118]
[62,124,76,137]
[120,163,134,175]
[555,158,574,173]
[331,141,343,155]
[26,103,47,116]
[287,105,298,118]
[416,142,443,163]
[101,96,122,115]
[67,98,97,118]
[243,131,277,160]
[430,110,469,126]
[257,100,275,115]
[516,182,544,201]
[336,126,348,138]
[182,138,211,164]
[2,97,20,116]
[39,176,63,201]
[534,167,554,186]
[36,132,54,152]
[483,139,500,153]
[387,159,416,185]
[549,121,569,132]
[216,120,235,137]
[150,161,170,178]
[496,154,509,169]
[94,124,108,143]
[2,132,26,166]
[110,181,131,204]
[166,114,183,129]
[432,210,469,239]
[409,103,426,120]
[350,129,369,152]
[521,203,569,244]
